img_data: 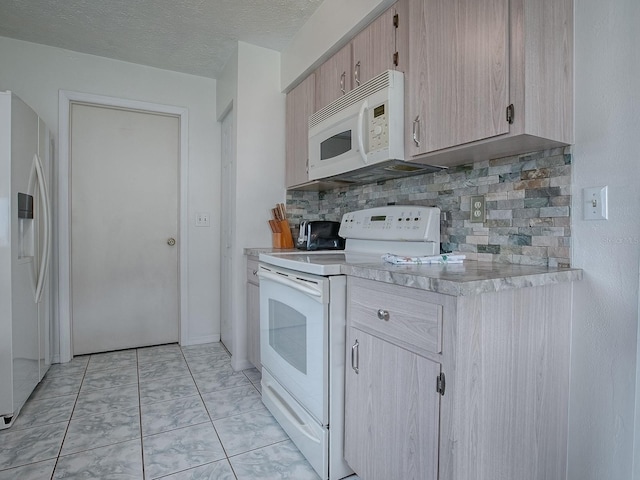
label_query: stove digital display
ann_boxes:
[370,215,386,222]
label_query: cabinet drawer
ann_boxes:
[348,277,443,355]
[247,257,259,285]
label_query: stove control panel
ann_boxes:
[339,206,440,242]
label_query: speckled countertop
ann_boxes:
[244,247,296,257]
[244,248,582,296]
[342,261,582,296]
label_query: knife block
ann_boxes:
[272,220,294,249]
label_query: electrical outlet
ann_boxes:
[195,212,210,227]
[470,195,485,223]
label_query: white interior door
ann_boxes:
[220,109,235,352]
[70,103,179,355]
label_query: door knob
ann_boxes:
[167,238,176,246]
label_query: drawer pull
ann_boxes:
[377,309,390,321]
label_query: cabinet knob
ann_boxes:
[377,309,390,321]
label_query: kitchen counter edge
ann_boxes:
[244,249,582,296]
[244,247,297,257]
[342,261,583,296]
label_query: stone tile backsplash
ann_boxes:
[286,147,572,267]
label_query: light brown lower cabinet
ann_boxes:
[345,328,441,480]
[344,275,573,480]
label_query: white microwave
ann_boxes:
[308,70,406,181]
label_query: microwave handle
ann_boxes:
[357,100,368,164]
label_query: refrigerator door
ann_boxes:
[0,93,13,418]
[11,95,41,419]
[0,93,43,427]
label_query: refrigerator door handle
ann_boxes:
[33,153,50,303]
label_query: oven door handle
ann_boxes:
[257,270,323,300]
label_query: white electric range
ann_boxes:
[257,206,441,480]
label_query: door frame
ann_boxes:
[57,90,189,362]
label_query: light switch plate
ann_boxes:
[583,186,608,220]
[195,212,210,227]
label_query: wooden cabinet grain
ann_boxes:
[406,0,573,166]
[314,43,353,111]
[345,327,440,480]
[245,256,261,371]
[285,73,315,188]
[344,275,573,480]
[351,6,399,88]
[406,0,510,156]
[314,2,402,111]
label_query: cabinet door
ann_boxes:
[344,327,441,480]
[407,0,509,156]
[246,282,261,371]
[285,73,315,188]
[315,43,352,111]
[351,6,398,87]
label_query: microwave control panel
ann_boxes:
[339,206,441,242]
[367,101,389,153]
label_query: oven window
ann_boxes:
[268,299,307,374]
[320,130,351,161]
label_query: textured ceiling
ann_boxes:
[0,0,323,79]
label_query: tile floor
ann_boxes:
[0,342,359,479]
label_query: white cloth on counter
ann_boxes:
[382,253,466,265]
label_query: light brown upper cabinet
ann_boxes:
[406,0,573,165]
[351,6,400,88]
[285,73,315,188]
[315,2,403,111]
[314,43,353,111]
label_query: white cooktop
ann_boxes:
[258,251,382,276]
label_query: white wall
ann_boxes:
[570,1,640,479]
[0,36,221,354]
[217,42,286,370]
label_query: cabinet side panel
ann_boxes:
[285,73,315,188]
[523,0,574,142]
[452,284,571,480]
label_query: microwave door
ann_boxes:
[308,103,368,180]
[321,101,368,165]
[320,130,352,162]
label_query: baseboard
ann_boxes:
[180,334,220,347]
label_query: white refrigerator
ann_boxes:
[0,91,52,429]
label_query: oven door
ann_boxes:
[258,264,328,424]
